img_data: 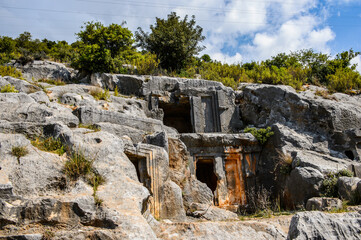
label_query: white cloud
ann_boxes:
[241,15,335,61]
[212,52,243,64]
[350,55,361,73]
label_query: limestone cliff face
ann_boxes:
[0,61,360,239]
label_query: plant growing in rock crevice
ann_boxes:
[64,150,105,206]
[89,87,110,101]
[11,145,29,163]
[244,127,274,145]
[1,84,18,93]
[31,137,65,156]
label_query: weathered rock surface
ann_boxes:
[305,197,343,211]
[8,60,77,82]
[288,211,361,240]
[1,65,361,239]
[338,177,361,201]
[157,216,292,240]
[285,167,324,208]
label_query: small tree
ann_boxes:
[72,21,137,73]
[135,12,205,71]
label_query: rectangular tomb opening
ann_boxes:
[158,99,193,133]
[196,157,218,204]
[127,155,151,191]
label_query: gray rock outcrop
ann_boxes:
[288,211,361,240]
[1,63,361,239]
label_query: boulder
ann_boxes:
[91,73,145,96]
[288,211,361,240]
[0,102,79,127]
[337,176,361,201]
[28,91,50,105]
[73,106,168,134]
[305,197,342,211]
[0,133,66,197]
[9,60,77,82]
[160,180,186,221]
[188,203,238,221]
[0,93,35,104]
[285,167,324,208]
[146,131,169,152]
[2,77,41,94]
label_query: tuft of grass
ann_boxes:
[0,66,23,79]
[38,78,66,86]
[114,85,119,97]
[31,137,65,156]
[1,84,19,93]
[315,89,337,100]
[63,150,105,206]
[78,123,101,132]
[42,229,55,240]
[89,87,110,101]
[89,172,105,207]
[64,151,93,180]
[11,146,29,163]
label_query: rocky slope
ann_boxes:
[0,60,360,239]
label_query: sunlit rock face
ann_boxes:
[0,61,360,239]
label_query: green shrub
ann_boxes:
[31,137,65,156]
[11,146,29,163]
[0,84,18,93]
[132,53,159,75]
[244,127,274,145]
[327,68,361,93]
[321,169,354,197]
[89,87,110,101]
[0,66,23,78]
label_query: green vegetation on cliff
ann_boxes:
[0,12,360,93]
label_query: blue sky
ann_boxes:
[0,0,360,70]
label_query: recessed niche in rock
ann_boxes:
[128,155,151,190]
[158,99,192,133]
[196,157,218,196]
[345,150,355,160]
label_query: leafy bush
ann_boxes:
[327,67,361,93]
[0,65,23,78]
[131,53,159,75]
[71,21,136,73]
[89,87,110,101]
[0,84,18,93]
[31,137,65,156]
[11,146,29,163]
[136,12,205,71]
[321,169,354,197]
[244,127,274,145]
